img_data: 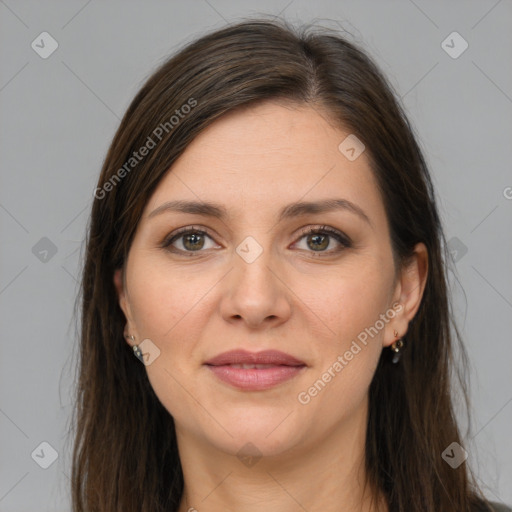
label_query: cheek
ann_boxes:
[127,256,211,341]
[293,261,391,407]
[304,260,393,346]
[126,258,213,424]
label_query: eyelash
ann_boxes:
[161,225,352,258]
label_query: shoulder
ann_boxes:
[493,504,512,512]
[481,501,512,512]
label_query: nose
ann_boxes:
[219,247,292,330]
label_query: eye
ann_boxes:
[161,224,352,257]
[293,225,352,256]
[161,226,219,256]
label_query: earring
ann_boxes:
[125,333,143,362]
[390,330,404,364]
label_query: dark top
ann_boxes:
[482,501,512,512]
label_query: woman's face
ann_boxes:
[115,100,426,459]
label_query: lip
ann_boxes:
[205,349,306,367]
[204,349,307,391]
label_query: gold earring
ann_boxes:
[390,331,404,364]
[125,333,143,362]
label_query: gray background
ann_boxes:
[1,1,511,510]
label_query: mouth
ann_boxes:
[204,350,307,391]
[227,363,286,369]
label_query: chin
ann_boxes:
[203,407,307,459]
[213,431,301,462]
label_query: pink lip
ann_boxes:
[205,349,305,366]
[204,349,307,391]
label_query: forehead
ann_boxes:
[143,101,386,226]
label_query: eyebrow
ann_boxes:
[148,198,372,227]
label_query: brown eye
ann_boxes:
[294,226,352,256]
[161,225,351,258]
[306,232,329,251]
[181,232,206,251]
[162,227,218,255]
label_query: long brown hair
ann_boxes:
[71,17,494,512]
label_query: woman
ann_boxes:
[71,17,510,512]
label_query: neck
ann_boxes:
[175,403,387,512]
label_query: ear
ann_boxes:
[113,268,136,346]
[384,242,428,347]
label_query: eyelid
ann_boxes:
[295,225,352,246]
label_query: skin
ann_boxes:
[114,100,428,512]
